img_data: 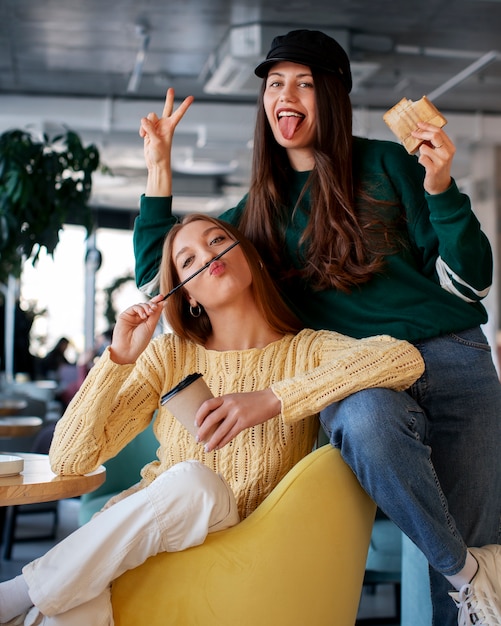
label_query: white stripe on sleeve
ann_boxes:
[435,257,490,303]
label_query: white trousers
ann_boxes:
[21,460,240,626]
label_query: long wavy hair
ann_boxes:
[159,214,303,345]
[238,69,403,293]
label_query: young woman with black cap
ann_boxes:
[134,29,501,626]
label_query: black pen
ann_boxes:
[161,240,241,301]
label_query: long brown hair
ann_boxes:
[238,69,402,293]
[159,214,303,345]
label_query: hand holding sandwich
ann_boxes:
[411,121,455,195]
[383,96,455,195]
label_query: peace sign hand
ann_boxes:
[139,87,194,175]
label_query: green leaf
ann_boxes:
[0,127,100,284]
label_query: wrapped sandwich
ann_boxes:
[383,96,447,154]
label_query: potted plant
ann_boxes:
[0,128,100,379]
[0,128,100,285]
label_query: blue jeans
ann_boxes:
[320,327,501,626]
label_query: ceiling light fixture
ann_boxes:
[172,157,238,176]
[127,22,150,93]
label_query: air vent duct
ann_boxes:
[202,24,380,95]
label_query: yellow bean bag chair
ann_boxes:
[111,445,376,626]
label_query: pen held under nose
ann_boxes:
[161,240,240,301]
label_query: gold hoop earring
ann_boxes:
[189,304,202,318]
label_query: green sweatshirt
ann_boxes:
[133,137,491,342]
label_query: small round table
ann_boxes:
[0,399,28,416]
[0,453,106,506]
[0,416,43,438]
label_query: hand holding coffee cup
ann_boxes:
[161,373,214,440]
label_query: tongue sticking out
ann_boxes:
[278,114,302,140]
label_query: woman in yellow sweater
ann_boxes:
[0,215,424,626]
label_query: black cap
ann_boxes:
[254,29,352,93]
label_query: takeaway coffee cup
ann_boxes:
[161,373,214,439]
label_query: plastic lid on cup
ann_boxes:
[160,373,203,405]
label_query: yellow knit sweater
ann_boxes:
[50,328,424,519]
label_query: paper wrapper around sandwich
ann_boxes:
[383,96,447,154]
[161,373,214,439]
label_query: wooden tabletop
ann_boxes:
[0,416,43,438]
[0,399,28,416]
[0,453,106,506]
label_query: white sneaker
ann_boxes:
[449,545,501,625]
